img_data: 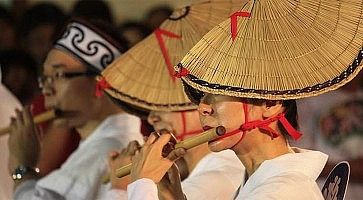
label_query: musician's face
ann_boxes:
[147,111,183,137]
[42,49,98,127]
[198,94,247,152]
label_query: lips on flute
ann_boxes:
[0,109,60,136]
[115,126,225,179]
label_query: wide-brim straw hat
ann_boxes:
[101,0,247,112]
[178,0,363,101]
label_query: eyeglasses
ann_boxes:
[38,71,98,88]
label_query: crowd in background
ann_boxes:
[0,1,363,200]
[0,0,172,106]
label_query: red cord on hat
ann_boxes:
[174,66,190,78]
[154,28,181,82]
[95,77,111,97]
[230,11,251,42]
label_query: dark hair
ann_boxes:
[53,17,129,74]
[55,17,129,54]
[118,21,152,38]
[146,5,173,19]
[0,49,38,104]
[0,5,13,23]
[183,81,299,139]
[248,99,299,139]
[144,5,173,30]
[71,0,114,25]
[17,3,65,40]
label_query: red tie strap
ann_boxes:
[218,105,302,143]
[230,11,251,42]
[154,28,181,82]
[95,77,111,97]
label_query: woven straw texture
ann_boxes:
[101,0,247,112]
[180,0,363,100]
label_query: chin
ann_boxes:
[208,139,229,152]
[208,133,242,152]
[52,118,69,127]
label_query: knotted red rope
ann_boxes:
[217,103,302,144]
[95,77,111,97]
[154,28,181,82]
[174,66,190,78]
[230,11,251,42]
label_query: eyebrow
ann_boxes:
[201,94,214,104]
[52,64,67,69]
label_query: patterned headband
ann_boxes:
[54,21,121,73]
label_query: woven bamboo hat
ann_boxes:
[101,0,246,112]
[178,0,363,101]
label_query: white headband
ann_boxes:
[54,21,121,72]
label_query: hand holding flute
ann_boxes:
[0,109,59,136]
[103,126,226,183]
[8,107,42,172]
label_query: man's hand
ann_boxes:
[109,140,141,189]
[8,107,40,173]
[157,163,186,200]
[130,132,186,183]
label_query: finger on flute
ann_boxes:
[0,109,59,136]
[113,126,226,178]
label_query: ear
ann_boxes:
[262,102,283,118]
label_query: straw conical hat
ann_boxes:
[178,0,363,100]
[101,0,247,112]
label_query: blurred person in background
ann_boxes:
[71,0,114,25]
[143,5,172,31]
[8,18,143,200]
[295,72,363,200]
[118,21,151,47]
[17,2,65,67]
[0,67,22,200]
[0,49,39,105]
[0,6,16,51]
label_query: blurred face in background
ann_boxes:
[147,111,183,137]
[41,49,98,128]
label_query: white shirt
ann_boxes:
[235,148,327,200]
[0,84,22,200]
[127,149,244,200]
[13,113,143,200]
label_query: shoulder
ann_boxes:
[247,172,323,200]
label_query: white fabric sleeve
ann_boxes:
[127,178,159,200]
[237,172,324,200]
[182,169,241,200]
[14,180,65,200]
[98,188,128,200]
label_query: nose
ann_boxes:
[39,77,55,96]
[147,111,161,125]
[41,84,55,96]
[198,103,213,116]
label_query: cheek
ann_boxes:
[216,106,244,132]
[55,82,91,109]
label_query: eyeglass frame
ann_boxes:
[38,71,99,88]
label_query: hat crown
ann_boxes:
[179,0,363,100]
